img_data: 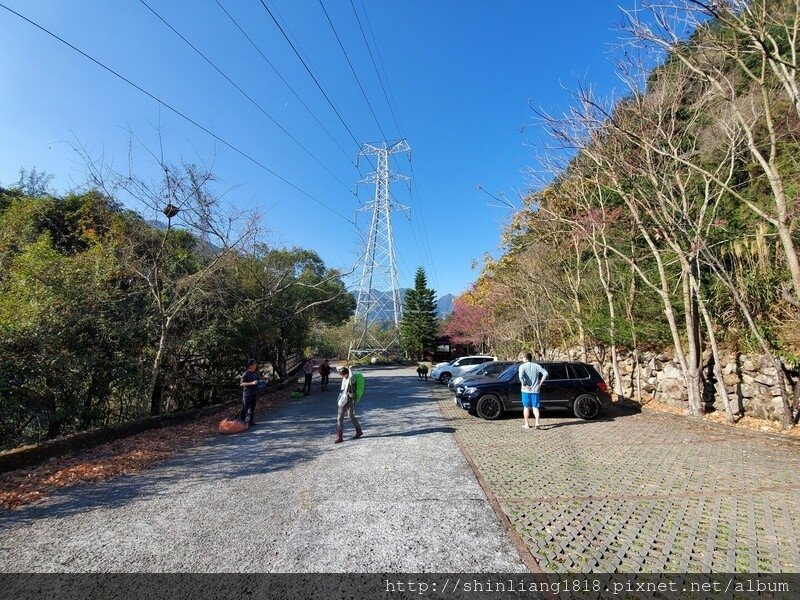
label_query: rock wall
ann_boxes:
[548,347,796,423]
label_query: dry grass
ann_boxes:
[0,390,289,510]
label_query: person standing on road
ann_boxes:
[239,358,261,426]
[334,367,362,443]
[318,359,331,391]
[301,357,314,396]
[519,353,548,430]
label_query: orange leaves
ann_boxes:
[0,420,208,509]
[0,389,289,510]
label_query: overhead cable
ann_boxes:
[212,0,356,169]
[318,0,386,142]
[349,0,402,138]
[257,0,365,155]
[0,2,354,224]
[139,0,355,196]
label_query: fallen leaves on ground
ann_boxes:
[637,398,799,437]
[0,390,289,510]
[703,409,800,436]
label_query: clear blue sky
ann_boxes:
[0,0,642,297]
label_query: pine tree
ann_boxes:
[399,267,438,360]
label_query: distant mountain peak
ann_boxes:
[352,288,454,319]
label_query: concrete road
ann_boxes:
[0,366,526,572]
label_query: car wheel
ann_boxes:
[476,394,504,420]
[573,394,601,419]
[439,372,452,384]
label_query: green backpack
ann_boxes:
[352,372,366,403]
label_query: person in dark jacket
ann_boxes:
[239,358,261,425]
[318,359,331,391]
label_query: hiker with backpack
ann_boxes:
[334,367,363,443]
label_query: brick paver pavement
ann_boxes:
[431,385,800,573]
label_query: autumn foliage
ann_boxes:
[442,292,494,352]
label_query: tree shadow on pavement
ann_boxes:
[0,418,326,525]
[367,426,456,438]
[0,373,439,524]
[535,416,616,430]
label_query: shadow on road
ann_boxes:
[450,400,643,430]
[368,426,456,438]
[0,371,439,524]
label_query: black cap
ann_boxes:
[246,358,257,366]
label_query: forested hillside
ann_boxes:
[0,171,354,450]
[451,0,800,426]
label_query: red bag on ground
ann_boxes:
[218,419,249,434]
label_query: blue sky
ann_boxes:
[0,0,642,297]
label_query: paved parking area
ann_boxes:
[430,383,800,573]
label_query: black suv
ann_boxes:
[454,362,611,420]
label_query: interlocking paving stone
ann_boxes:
[433,386,800,573]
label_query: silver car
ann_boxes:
[430,355,496,385]
[448,360,520,393]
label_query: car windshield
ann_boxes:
[498,364,520,381]
[477,363,502,376]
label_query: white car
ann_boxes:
[430,355,497,384]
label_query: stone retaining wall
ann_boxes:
[548,348,797,423]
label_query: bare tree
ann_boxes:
[622,0,800,309]
[613,4,798,425]
[536,80,712,414]
[75,138,259,416]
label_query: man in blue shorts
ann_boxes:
[518,353,548,429]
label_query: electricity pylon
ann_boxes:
[348,140,410,360]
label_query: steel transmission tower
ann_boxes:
[348,140,411,360]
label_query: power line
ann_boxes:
[257,1,374,176]
[212,0,356,169]
[406,159,440,290]
[359,0,407,138]
[353,1,440,291]
[318,0,387,143]
[268,1,334,105]
[138,0,354,196]
[349,0,402,139]
[353,0,420,246]
[257,0,366,157]
[322,0,435,290]
[0,1,354,224]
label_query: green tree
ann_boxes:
[0,165,356,449]
[228,246,355,377]
[0,191,150,447]
[13,167,55,198]
[399,267,438,360]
